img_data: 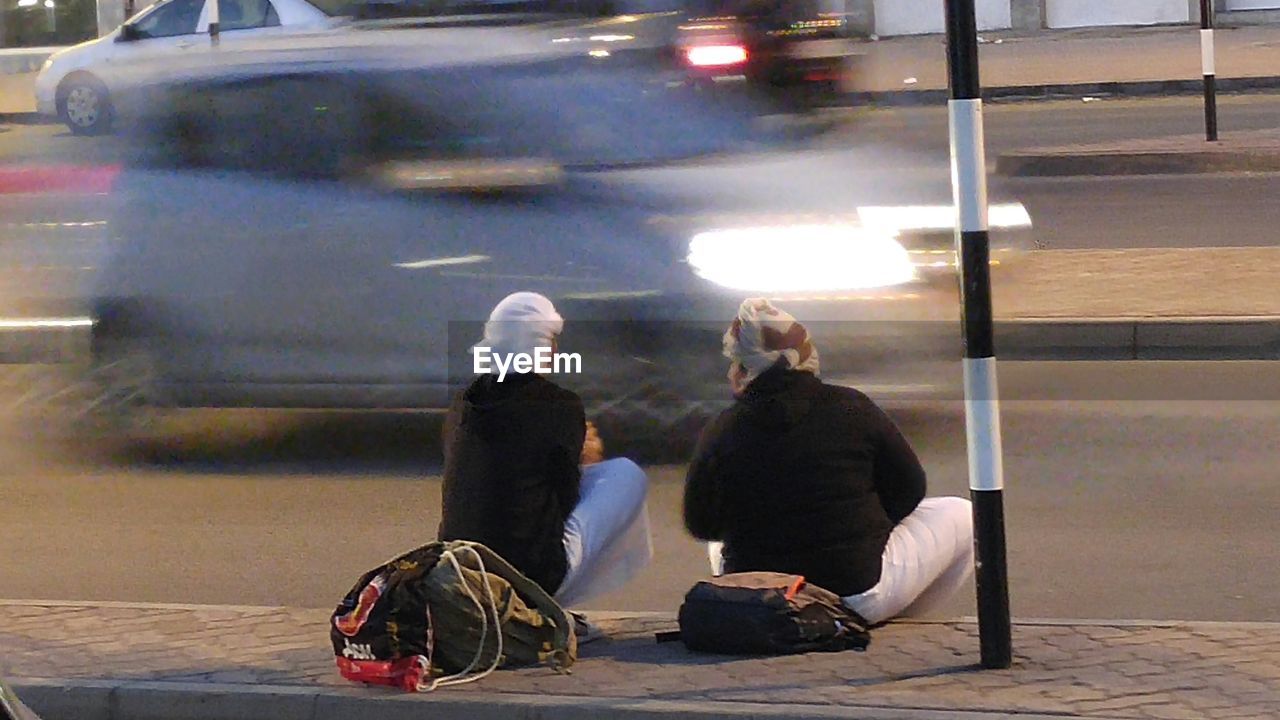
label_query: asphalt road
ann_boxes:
[835,93,1280,249]
[850,93,1280,155]
[3,94,1280,260]
[2,360,1278,622]
[1,98,1276,620]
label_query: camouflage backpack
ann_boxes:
[331,540,576,691]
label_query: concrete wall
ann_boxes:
[1045,0,1191,28]
[873,0,1012,35]
[1226,0,1280,8]
[0,70,39,114]
[0,50,55,114]
[1221,7,1280,19]
[1011,0,1046,29]
[97,0,127,37]
[845,0,1211,35]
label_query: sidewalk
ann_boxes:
[846,24,1280,101]
[4,247,1280,365]
[996,129,1280,176]
[3,600,1278,720]
[840,24,1280,176]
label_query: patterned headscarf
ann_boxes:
[722,298,820,386]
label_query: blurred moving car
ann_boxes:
[1,676,41,720]
[33,0,334,135]
[674,0,858,108]
[87,23,1033,457]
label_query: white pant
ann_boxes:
[706,496,974,626]
[841,496,975,625]
[555,458,654,608]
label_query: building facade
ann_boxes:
[1,0,127,51]
[846,0,1280,36]
[4,0,1280,53]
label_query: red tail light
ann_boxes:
[685,45,748,67]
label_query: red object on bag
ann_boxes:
[783,575,806,601]
[336,656,430,692]
[333,573,388,637]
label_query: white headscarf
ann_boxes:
[472,292,564,368]
[722,298,820,385]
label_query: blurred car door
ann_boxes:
[106,74,469,408]
[105,68,654,408]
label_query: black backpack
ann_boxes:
[676,572,871,655]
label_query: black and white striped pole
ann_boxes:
[208,0,221,46]
[1200,0,1218,142]
[944,0,1012,670]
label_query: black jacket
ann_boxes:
[438,373,586,595]
[683,367,927,596]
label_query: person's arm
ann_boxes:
[441,388,464,454]
[550,390,587,513]
[438,389,467,540]
[683,413,730,541]
[865,396,927,524]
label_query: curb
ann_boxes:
[995,150,1280,177]
[6,77,1280,126]
[6,677,1132,720]
[842,75,1280,107]
[995,316,1280,360]
[3,317,1277,365]
[0,112,47,125]
[7,604,1277,720]
[0,323,91,364]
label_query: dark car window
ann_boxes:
[138,75,373,178]
[131,0,204,38]
[132,61,784,178]
[371,60,777,168]
[218,0,282,30]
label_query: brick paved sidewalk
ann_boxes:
[2,601,1278,720]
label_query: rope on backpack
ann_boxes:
[417,544,505,692]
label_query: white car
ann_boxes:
[34,0,334,135]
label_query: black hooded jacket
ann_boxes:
[439,373,586,595]
[683,366,927,596]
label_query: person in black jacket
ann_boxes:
[439,292,652,609]
[683,298,973,625]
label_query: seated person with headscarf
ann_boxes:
[682,298,974,626]
[438,292,653,618]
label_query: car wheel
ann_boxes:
[58,76,114,136]
[579,378,726,465]
[77,340,162,439]
[564,330,730,464]
[71,311,175,451]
